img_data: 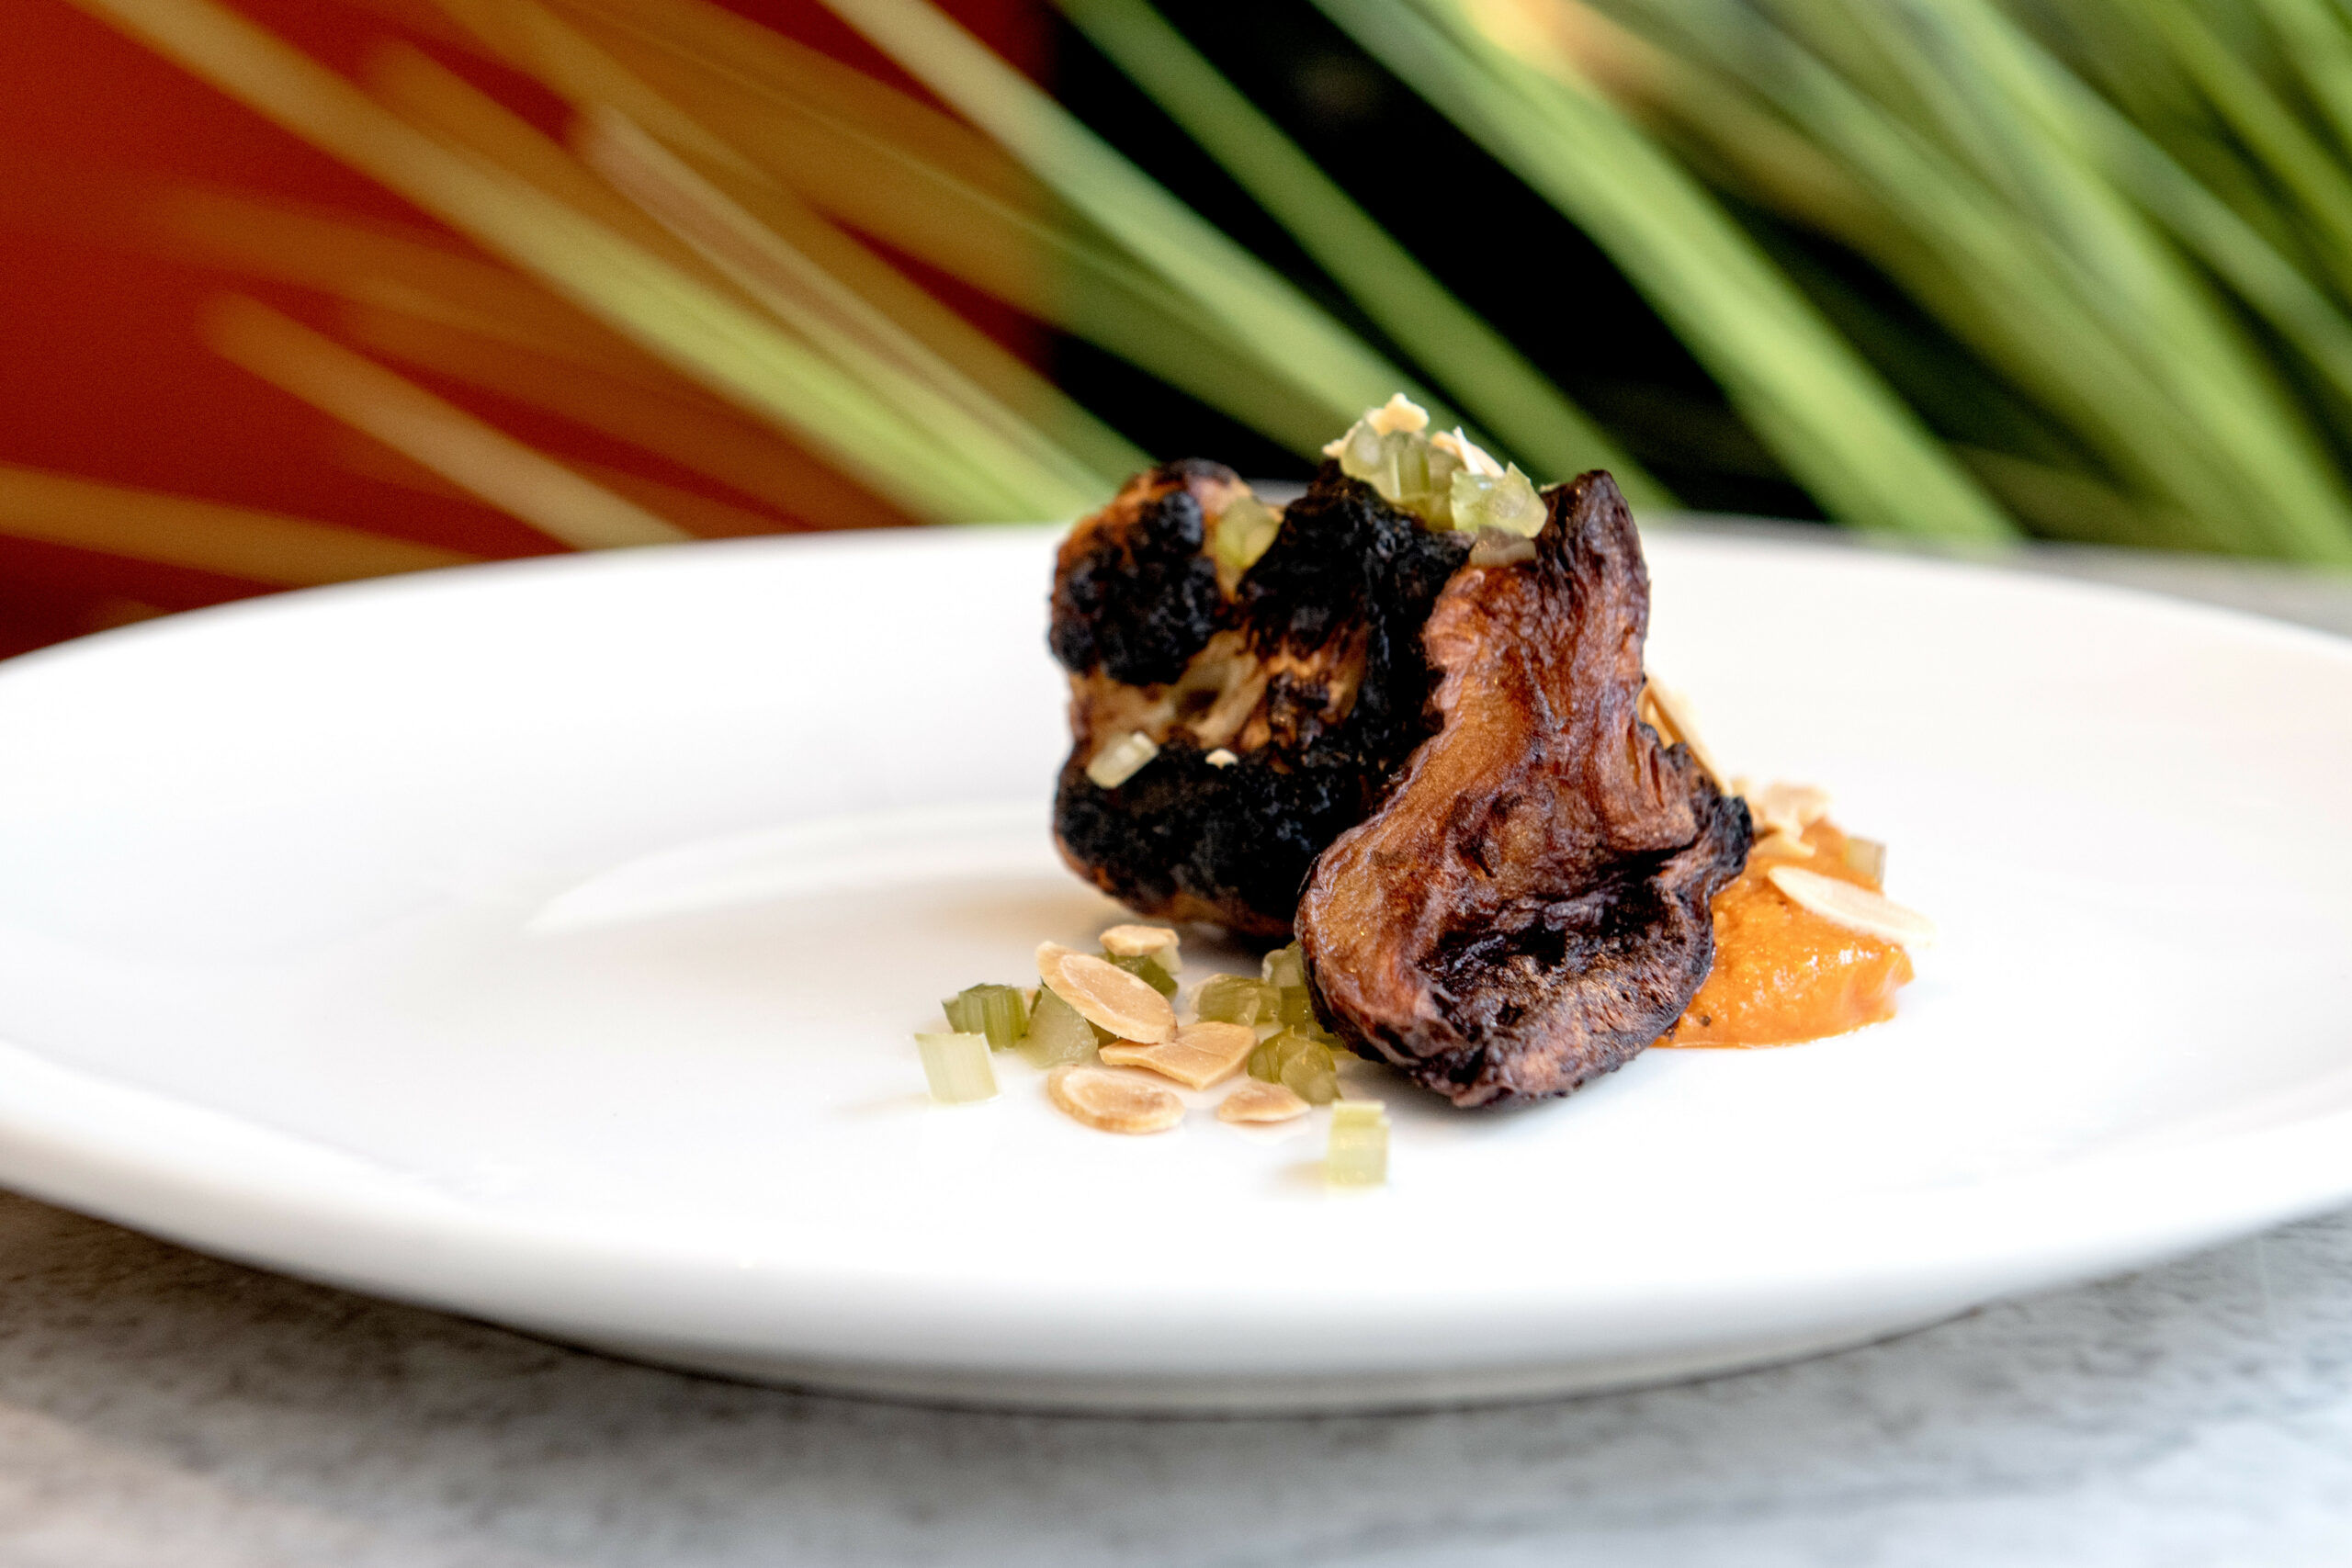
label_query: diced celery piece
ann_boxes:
[942,983,1029,1049]
[1278,984,1317,1028]
[1250,1027,1338,1104]
[1334,419,1463,528]
[1247,1034,1280,1084]
[1019,985,1101,1069]
[1194,974,1272,1025]
[1280,1045,1340,1106]
[1214,493,1283,575]
[1394,432,1461,526]
[1102,951,1179,998]
[915,1032,998,1104]
[1261,942,1306,991]
[1326,1100,1389,1185]
[1334,418,1395,496]
[1449,464,1545,536]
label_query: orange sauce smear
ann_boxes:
[1657,818,1914,1048]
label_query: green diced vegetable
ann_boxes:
[1280,1045,1340,1106]
[1333,418,1395,496]
[915,1032,998,1104]
[1335,421,1466,528]
[1019,985,1102,1069]
[1194,973,1273,1025]
[1259,941,1328,1031]
[1250,1026,1339,1105]
[942,983,1030,1049]
[1102,951,1179,997]
[1214,493,1283,574]
[1326,1100,1389,1186]
[1450,464,1545,536]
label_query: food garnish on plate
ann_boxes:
[917,396,1933,1168]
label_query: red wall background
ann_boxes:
[0,0,1049,656]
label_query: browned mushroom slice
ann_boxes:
[1298,472,1751,1108]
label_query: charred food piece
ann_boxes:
[1050,459,1469,937]
[1298,472,1751,1108]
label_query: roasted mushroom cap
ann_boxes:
[1298,472,1751,1108]
[1050,459,1468,936]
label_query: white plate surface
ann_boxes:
[0,526,2347,1412]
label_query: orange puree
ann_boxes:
[1657,818,1914,1048]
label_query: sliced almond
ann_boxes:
[1100,923,1181,961]
[1037,942,1176,1043]
[1048,1066,1185,1134]
[1217,1079,1310,1123]
[1365,391,1430,435]
[1101,1021,1255,1089]
[1642,677,1723,784]
[1736,779,1832,843]
[1766,865,1937,948]
[1751,827,1815,860]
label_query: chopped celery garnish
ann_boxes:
[1281,1047,1340,1106]
[915,1032,998,1104]
[1250,1027,1339,1105]
[1194,974,1274,1025]
[1261,942,1318,1028]
[942,983,1029,1049]
[1019,985,1101,1069]
[1327,1100,1390,1186]
[1215,493,1283,574]
[1333,417,1466,528]
[1102,951,1178,997]
[1450,464,1545,537]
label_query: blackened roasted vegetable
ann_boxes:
[1049,458,1468,936]
[1297,472,1751,1108]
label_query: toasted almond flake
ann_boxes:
[1037,942,1177,1043]
[1100,923,1181,960]
[1736,779,1833,842]
[1751,827,1815,860]
[1217,1079,1310,1123]
[1048,1066,1185,1134]
[1102,1021,1255,1089]
[1642,677,1724,784]
[1085,729,1159,790]
[1766,865,1937,947]
[1366,392,1430,435]
[1204,747,1238,768]
[1430,425,1504,478]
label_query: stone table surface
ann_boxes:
[3,537,2350,1568]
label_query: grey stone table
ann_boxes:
[3,536,2349,1568]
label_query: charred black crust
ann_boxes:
[1051,464,1470,934]
[1239,462,1470,742]
[1055,738,1366,935]
[1047,465,1223,686]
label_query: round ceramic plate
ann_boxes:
[0,525,2347,1413]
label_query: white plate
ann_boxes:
[0,525,2347,1413]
